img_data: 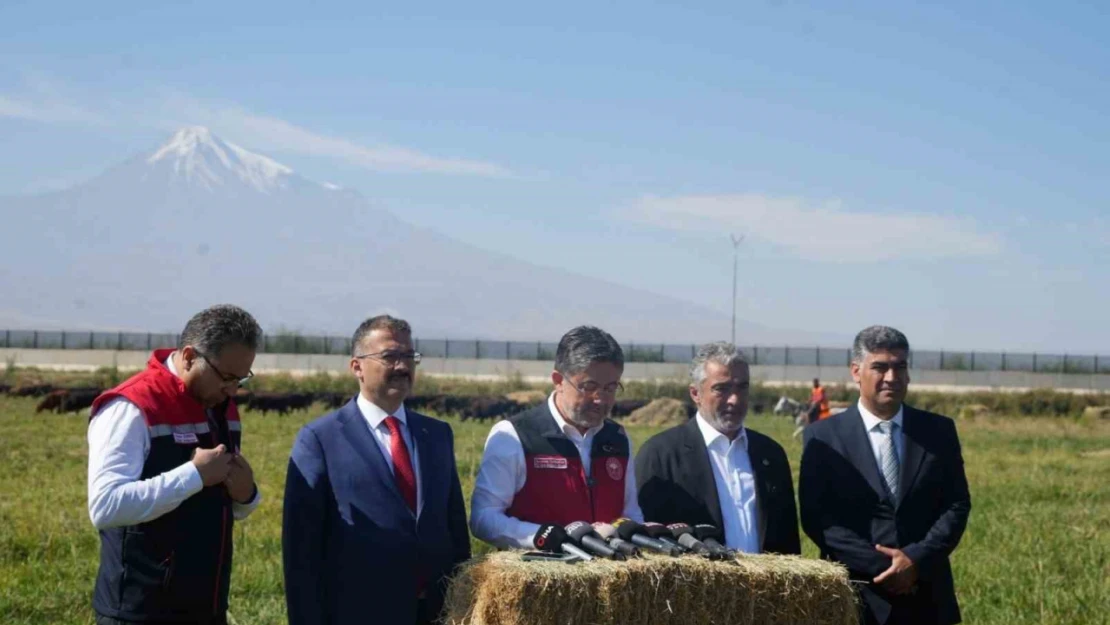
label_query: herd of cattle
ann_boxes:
[0,383,669,421]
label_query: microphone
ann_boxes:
[565,522,625,560]
[533,524,593,562]
[642,522,691,553]
[692,524,737,558]
[592,522,642,558]
[668,523,728,560]
[611,518,680,556]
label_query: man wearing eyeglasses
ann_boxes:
[470,325,644,550]
[283,315,470,625]
[86,304,263,625]
[635,342,801,555]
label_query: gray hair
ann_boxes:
[554,326,624,375]
[352,315,412,356]
[178,304,262,356]
[851,325,911,364]
[690,341,748,385]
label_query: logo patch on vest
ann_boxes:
[534,455,569,470]
[173,431,199,444]
[605,457,624,481]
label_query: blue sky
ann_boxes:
[1,1,1107,352]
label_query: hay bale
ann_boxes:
[444,551,857,625]
[1081,406,1110,420]
[625,398,689,426]
[506,390,548,406]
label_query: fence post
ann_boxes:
[323,336,330,355]
[536,341,541,360]
[1001,351,1007,371]
[846,348,851,366]
[146,333,152,350]
[117,332,123,351]
[940,350,945,370]
[506,341,511,360]
[691,344,696,360]
[4,329,8,348]
[445,339,450,359]
[660,343,665,362]
[1063,353,1068,373]
[970,351,975,370]
[1032,353,1038,372]
[784,345,790,366]
[816,346,820,367]
[34,331,39,349]
[752,346,758,365]
[62,331,67,349]
[89,331,95,350]
[1096,354,1100,373]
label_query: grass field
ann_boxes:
[1,395,1108,625]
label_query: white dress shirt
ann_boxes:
[858,400,906,469]
[87,354,261,530]
[355,393,423,517]
[469,393,644,549]
[695,413,761,554]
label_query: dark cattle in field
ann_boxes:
[611,399,650,418]
[460,396,521,421]
[62,388,102,414]
[13,383,56,397]
[36,390,68,413]
[245,392,315,415]
[0,383,11,395]
[34,387,103,414]
[314,392,350,410]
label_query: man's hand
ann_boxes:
[192,444,233,486]
[224,453,256,503]
[873,545,917,595]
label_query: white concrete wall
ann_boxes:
[3,348,1108,392]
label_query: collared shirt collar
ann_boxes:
[547,392,602,440]
[357,393,408,430]
[695,412,748,452]
[858,400,904,432]
[165,353,179,378]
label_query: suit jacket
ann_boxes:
[799,405,971,625]
[635,417,801,555]
[282,398,471,625]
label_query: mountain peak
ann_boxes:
[146,126,296,193]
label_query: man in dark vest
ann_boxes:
[470,325,644,549]
[87,304,263,625]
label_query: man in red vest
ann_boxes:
[469,325,644,550]
[87,304,263,625]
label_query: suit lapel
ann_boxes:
[339,399,410,512]
[747,436,772,551]
[897,406,926,508]
[408,410,434,518]
[838,406,887,497]
[682,418,724,531]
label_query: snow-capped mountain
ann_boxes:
[0,127,825,344]
[144,126,295,193]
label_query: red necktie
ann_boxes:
[383,416,417,514]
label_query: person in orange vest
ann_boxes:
[810,378,832,422]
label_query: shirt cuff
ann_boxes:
[232,484,262,520]
[173,460,205,496]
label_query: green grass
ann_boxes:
[1,396,1108,624]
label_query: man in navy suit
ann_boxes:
[283,315,471,625]
[800,326,971,625]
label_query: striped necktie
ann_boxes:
[876,420,900,501]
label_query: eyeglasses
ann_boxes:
[564,379,624,397]
[197,351,254,387]
[354,350,423,366]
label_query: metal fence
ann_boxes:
[2,329,1108,374]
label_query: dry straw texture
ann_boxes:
[444,551,858,625]
[624,398,689,426]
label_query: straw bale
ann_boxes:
[1081,406,1110,420]
[624,398,689,427]
[444,551,857,625]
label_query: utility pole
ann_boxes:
[730,234,744,345]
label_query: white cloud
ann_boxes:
[625,194,1003,261]
[156,94,513,177]
[0,93,104,124]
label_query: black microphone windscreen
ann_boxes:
[533,524,569,552]
[693,524,724,542]
[565,521,600,542]
[667,523,695,539]
[642,522,673,539]
[612,518,647,541]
